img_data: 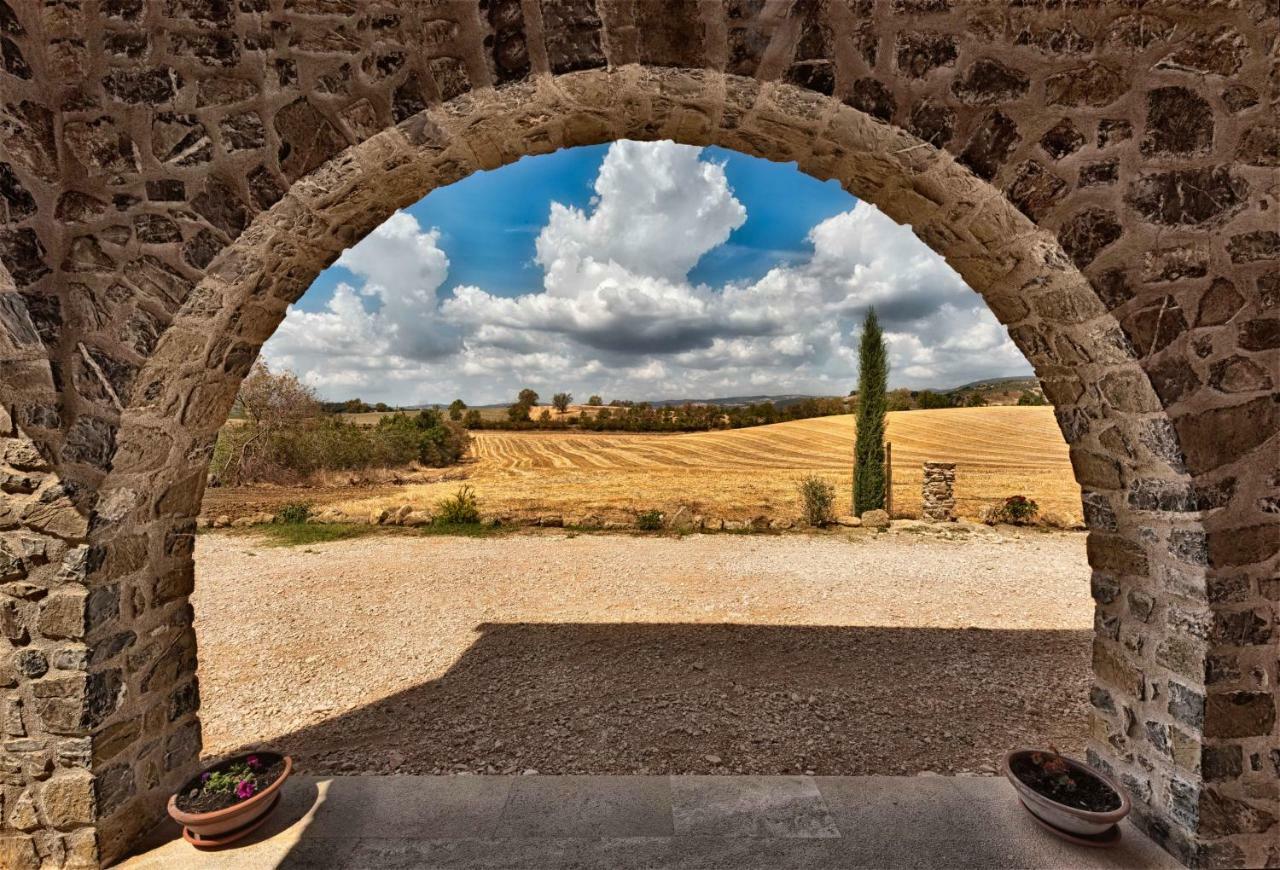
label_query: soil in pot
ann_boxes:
[1009,751,1121,813]
[175,752,287,815]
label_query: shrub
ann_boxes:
[436,485,481,525]
[998,495,1040,524]
[212,402,470,485]
[796,475,836,526]
[636,509,664,531]
[274,502,311,525]
[374,410,470,468]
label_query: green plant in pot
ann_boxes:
[168,751,293,848]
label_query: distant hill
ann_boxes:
[459,394,841,411]
[945,375,1040,393]
[419,380,1046,412]
[644,394,832,409]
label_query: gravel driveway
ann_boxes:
[193,526,1092,777]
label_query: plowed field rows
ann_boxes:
[328,406,1081,524]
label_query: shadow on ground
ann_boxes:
[229,623,1091,778]
[125,624,1115,868]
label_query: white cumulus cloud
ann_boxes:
[262,141,1030,405]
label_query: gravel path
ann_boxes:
[193,526,1092,777]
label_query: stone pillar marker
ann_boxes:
[921,462,956,522]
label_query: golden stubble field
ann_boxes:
[317,405,1082,525]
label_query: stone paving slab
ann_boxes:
[117,775,1182,869]
[671,776,840,839]
[498,776,673,838]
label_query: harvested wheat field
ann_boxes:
[322,405,1080,525]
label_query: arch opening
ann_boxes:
[89,68,1200,860]
[182,135,1099,793]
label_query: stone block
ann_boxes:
[0,835,38,870]
[1168,682,1205,730]
[92,716,140,766]
[1092,641,1144,699]
[37,590,87,640]
[37,769,95,828]
[860,509,890,529]
[1202,744,1242,781]
[1087,533,1148,576]
[1205,692,1276,738]
[1198,788,1277,838]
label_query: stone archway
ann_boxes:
[0,3,1275,867]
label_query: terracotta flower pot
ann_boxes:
[168,754,292,848]
[1005,748,1129,839]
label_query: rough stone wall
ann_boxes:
[0,1,1275,867]
[921,461,956,522]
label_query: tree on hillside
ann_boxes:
[216,361,321,484]
[853,309,888,516]
[1018,390,1047,406]
[552,392,572,415]
[448,398,467,421]
[374,409,471,467]
[508,388,539,422]
[462,409,482,428]
[237,361,321,429]
[886,388,914,412]
[963,391,986,407]
[587,395,603,406]
[916,390,953,410]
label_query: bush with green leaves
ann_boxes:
[214,408,471,485]
[636,509,664,531]
[436,485,481,525]
[796,475,836,527]
[374,410,471,467]
[274,502,311,525]
[998,495,1040,524]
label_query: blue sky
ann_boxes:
[265,141,1029,406]
[295,145,857,313]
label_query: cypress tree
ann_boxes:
[853,308,888,516]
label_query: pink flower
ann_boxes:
[235,780,256,800]
[200,772,211,783]
[246,755,261,769]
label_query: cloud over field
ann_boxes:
[263,141,1029,404]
